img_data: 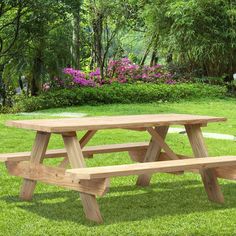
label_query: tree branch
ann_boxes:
[1,0,23,55]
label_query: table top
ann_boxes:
[6,114,226,133]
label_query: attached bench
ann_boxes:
[0,142,149,163]
[64,155,236,219]
[66,156,236,180]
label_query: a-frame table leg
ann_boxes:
[62,132,103,223]
[59,130,97,168]
[20,131,51,200]
[185,124,224,203]
[136,126,169,186]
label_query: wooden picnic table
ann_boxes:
[2,113,236,223]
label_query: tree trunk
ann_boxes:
[71,17,76,68]
[31,47,44,96]
[71,10,81,69]
[150,50,159,67]
[150,36,159,66]
[92,12,103,78]
[0,64,6,106]
[140,47,151,66]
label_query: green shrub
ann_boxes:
[13,83,226,112]
[191,77,225,85]
[0,104,13,114]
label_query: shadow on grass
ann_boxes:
[1,179,236,226]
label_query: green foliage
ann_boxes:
[144,0,236,77]
[13,83,226,112]
[1,0,235,101]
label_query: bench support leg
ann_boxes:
[185,124,224,204]
[136,126,169,186]
[62,132,103,223]
[20,131,51,200]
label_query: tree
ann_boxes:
[86,0,131,79]
[144,0,236,77]
[0,0,25,105]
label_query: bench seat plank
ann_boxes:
[0,142,149,162]
[0,149,66,162]
[67,156,236,180]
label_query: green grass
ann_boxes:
[1,98,236,235]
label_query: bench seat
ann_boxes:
[0,142,149,162]
[67,156,236,180]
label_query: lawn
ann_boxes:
[0,98,236,235]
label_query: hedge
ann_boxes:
[13,83,226,112]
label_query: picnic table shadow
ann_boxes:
[2,179,236,226]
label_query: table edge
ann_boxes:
[6,116,227,133]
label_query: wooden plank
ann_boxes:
[123,127,147,131]
[59,130,97,168]
[147,127,179,160]
[62,131,103,223]
[133,151,189,163]
[6,114,226,132]
[136,126,169,186]
[3,148,236,181]
[0,142,149,163]
[66,156,236,180]
[83,142,148,155]
[62,132,86,167]
[185,124,224,204]
[129,150,147,163]
[215,166,236,180]
[0,149,66,162]
[20,131,51,201]
[6,161,108,196]
[80,130,97,147]
[158,152,236,180]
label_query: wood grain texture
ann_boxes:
[185,124,224,204]
[2,146,236,181]
[136,126,169,186]
[62,131,104,223]
[80,130,97,147]
[62,132,86,167]
[59,130,97,168]
[0,142,149,163]
[154,153,236,180]
[67,156,236,180]
[6,161,109,196]
[20,132,51,201]
[147,127,179,160]
[83,142,148,156]
[6,114,226,132]
[129,150,147,163]
[215,166,236,180]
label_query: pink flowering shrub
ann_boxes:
[43,58,175,90]
[42,82,50,91]
[63,68,95,87]
[107,58,173,84]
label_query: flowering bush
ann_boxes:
[107,58,173,84]
[63,68,95,87]
[44,69,95,91]
[43,58,175,90]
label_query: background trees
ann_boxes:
[0,0,235,99]
[144,0,236,77]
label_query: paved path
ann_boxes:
[169,128,236,141]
